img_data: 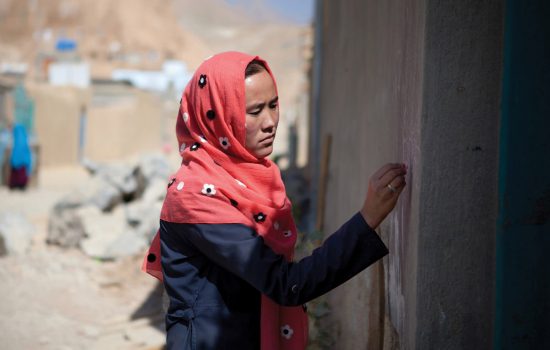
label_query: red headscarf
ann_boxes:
[143,51,308,349]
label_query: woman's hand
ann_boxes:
[360,163,407,229]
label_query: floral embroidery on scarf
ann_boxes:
[176,181,185,191]
[183,112,189,123]
[206,110,216,120]
[190,142,201,151]
[179,143,187,154]
[281,325,294,340]
[235,179,246,188]
[273,221,280,230]
[198,74,207,88]
[167,178,176,188]
[283,230,292,238]
[201,184,216,196]
[200,135,207,143]
[254,212,267,222]
[219,137,230,150]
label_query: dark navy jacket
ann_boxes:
[160,212,388,349]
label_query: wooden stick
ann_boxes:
[315,133,332,232]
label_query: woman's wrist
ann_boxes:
[360,208,380,230]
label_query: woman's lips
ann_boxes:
[260,135,275,144]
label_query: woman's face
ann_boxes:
[244,69,279,158]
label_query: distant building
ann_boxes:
[48,62,90,88]
[112,60,191,98]
[47,38,90,88]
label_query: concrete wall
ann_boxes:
[30,84,89,167]
[28,83,163,167]
[85,89,162,161]
[312,0,502,348]
[315,1,426,348]
[416,2,502,349]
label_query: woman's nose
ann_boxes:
[261,110,277,131]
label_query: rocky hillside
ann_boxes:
[0,0,211,75]
[0,0,311,78]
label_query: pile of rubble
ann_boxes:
[46,154,171,260]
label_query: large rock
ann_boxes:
[97,163,144,200]
[0,212,36,256]
[125,177,165,241]
[78,205,146,259]
[137,154,171,185]
[125,199,162,241]
[46,179,122,248]
[104,229,148,259]
[142,178,167,203]
[88,177,123,212]
[46,156,171,257]
[80,157,101,175]
[47,200,86,248]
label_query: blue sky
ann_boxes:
[225,0,315,24]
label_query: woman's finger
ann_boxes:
[373,163,402,180]
[390,175,406,189]
[378,167,406,188]
[384,176,406,198]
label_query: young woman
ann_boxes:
[143,51,407,349]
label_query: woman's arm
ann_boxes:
[161,212,387,306]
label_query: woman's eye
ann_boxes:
[248,109,261,116]
[269,103,278,110]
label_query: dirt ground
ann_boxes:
[0,166,166,350]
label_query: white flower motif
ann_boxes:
[280,325,294,340]
[200,135,207,143]
[253,212,266,222]
[235,179,246,188]
[190,142,200,151]
[198,75,207,88]
[201,184,216,196]
[183,112,189,123]
[273,221,280,230]
[283,230,292,238]
[179,143,187,153]
[176,181,184,191]
[219,137,231,150]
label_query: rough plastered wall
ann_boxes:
[416,1,502,349]
[315,0,502,349]
[316,0,425,348]
[85,89,162,162]
[29,84,163,167]
[30,84,90,167]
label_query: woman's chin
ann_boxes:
[254,145,273,159]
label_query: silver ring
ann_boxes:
[387,184,397,193]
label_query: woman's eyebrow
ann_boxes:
[246,96,278,110]
[246,102,265,110]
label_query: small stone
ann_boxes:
[81,325,100,338]
[0,211,36,255]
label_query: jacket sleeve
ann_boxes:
[160,212,388,306]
